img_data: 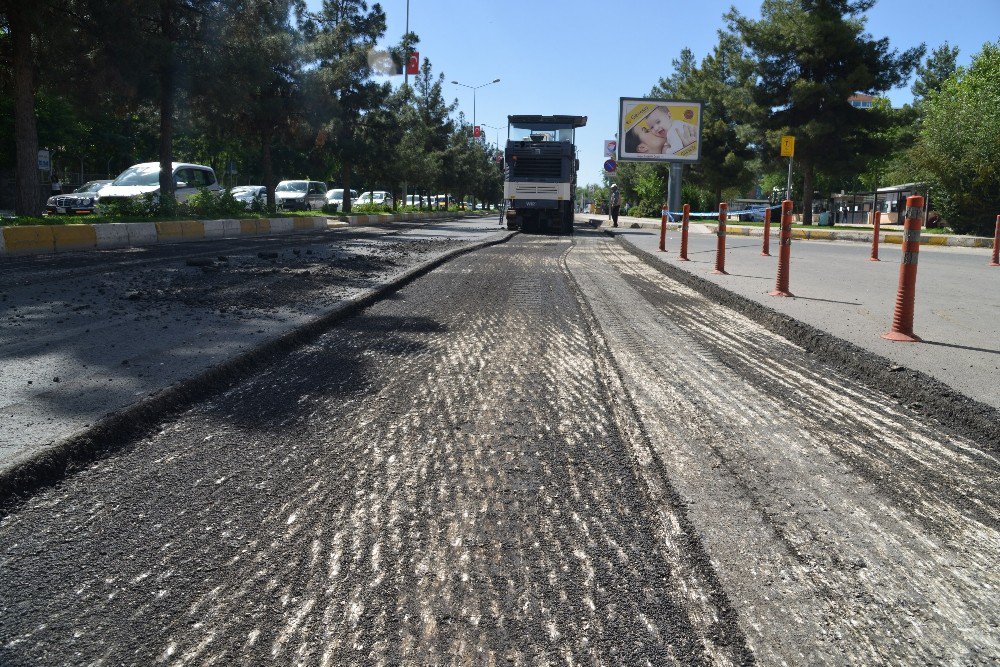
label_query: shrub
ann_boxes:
[100,192,160,218]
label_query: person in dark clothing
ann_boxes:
[609,183,621,227]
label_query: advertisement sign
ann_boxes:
[617,98,703,163]
[603,140,617,157]
[37,149,50,171]
[473,125,481,138]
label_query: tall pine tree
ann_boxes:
[727,0,923,222]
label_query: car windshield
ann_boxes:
[327,189,345,198]
[231,186,260,195]
[77,181,105,193]
[276,181,307,193]
[509,126,575,143]
[112,165,160,186]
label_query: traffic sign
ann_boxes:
[780,135,795,157]
[604,159,617,173]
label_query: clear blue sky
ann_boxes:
[308,0,1000,187]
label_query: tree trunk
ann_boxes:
[158,0,176,211]
[342,162,352,214]
[10,5,41,216]
[801,162,814,225]
[261,132,274,210]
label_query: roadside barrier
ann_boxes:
[770,200,794,297]
[870,210,882,261]
[991,214,999,267]
[713,203,728,275]
[659,204,667,252]
[761,206,771,256]
[882,195,925,342]
[679,204,691,261]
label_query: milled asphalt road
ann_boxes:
[1,225,997,664]
[0,215,505,471]
[597,216,1000,409]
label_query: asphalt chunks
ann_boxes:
[566,236,1000,666]
[0,236,737,666]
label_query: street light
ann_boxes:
[480,123,504,149]
[450,78,500,138]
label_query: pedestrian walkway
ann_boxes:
[596,220,1000,410]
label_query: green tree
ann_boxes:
[727,0,923,223]
[912,42,959,106]
[0,0,52,214]
[304,0,387,214]
[198,0,305,209]
[914,41,1000,235]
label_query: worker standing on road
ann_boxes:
[610,183,621,228]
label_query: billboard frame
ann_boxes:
[617,97,704,164]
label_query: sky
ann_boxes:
[307,0,1000,187]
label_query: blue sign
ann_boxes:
[604,159,617,173]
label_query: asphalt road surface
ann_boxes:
[1,229,997,665]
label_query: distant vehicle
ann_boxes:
[355,190,393,208]
[275,180,327,211]
[230,185,266,209]
[46,179,112,215]
[504,114,587,234]
[325,188,358,210]
[405,194,430,207]
[97,162,220,208]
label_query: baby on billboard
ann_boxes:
[622,102,699,158]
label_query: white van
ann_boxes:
[96,162,220,208]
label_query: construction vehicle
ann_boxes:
[503,115,587,234]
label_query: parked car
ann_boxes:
[325,188,357,211]
[230,185,267,209]
[275,180,327,211]
[45,179,112,215]
[355,190,393,208]
[96,162,220,209]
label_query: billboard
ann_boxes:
[617,98,703,163]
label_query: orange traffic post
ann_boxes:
[761,206,772,256]
[659,204,668,252]
[713,203,728,275]
[770,200,794,297]
[870,210,882,261]
[882,195,926,342]
[679,204,691,261]
[990,214,999,266]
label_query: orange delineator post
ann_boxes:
[761,206,772,256]
[659,204,667,252]
[713,203,728,275]
[679,204,691,261]
[770,199,794,297]
[990,214,1000,267]
[870,210,882,261]
[882,195,925,342]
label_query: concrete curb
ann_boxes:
[336,211,488,227]
[0,216,330,258]
[0,229,517,516]
[606,229,1000,449]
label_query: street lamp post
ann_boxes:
[480,123,503,149]
[450,78,500,137]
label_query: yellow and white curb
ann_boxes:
[711,224,993,248]
[0,211,487,257]
[0,216,329,257]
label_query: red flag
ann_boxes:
[473,126,482,138]
[406,52,420,75]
